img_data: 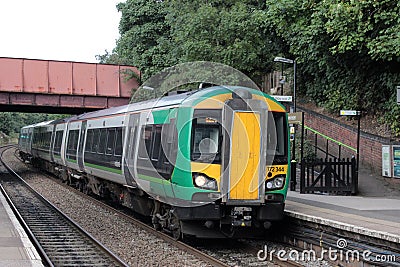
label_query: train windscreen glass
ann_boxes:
[267,112,287,157]
[191,118,221,163]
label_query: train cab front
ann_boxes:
[174,87,289,238]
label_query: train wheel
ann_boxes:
[170,213,182,240]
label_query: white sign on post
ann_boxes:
[340,110,360,116]
[271,95,293,102]
[382,145,392,177]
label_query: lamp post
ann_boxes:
[274,57,298,191]
[273,57,296,112]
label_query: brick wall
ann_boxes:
[299,107,394,172]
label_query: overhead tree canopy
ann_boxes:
[99,0,400,135]
[102,0,280,84]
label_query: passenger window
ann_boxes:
[98,129,107,154]
[129,127,137,159]
[114,128,123,156]
[91,129,100,153]
[54,130,63,153]
[67,130,79,155]
[85,129,94,152]
[138,126,152,158]
[151,126,162,161]
[106,128,116,155]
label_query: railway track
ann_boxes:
[2,145,310,267]
[0,145,129,267]
[46,173,303,267]
[41,170,232,267]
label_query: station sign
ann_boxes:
[340,110,360,116]
[288,112,303,125]
[271,95,293,102]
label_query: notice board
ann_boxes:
[392,145,400,178]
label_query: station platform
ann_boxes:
[285,191,400,243]
[0,190,43,267]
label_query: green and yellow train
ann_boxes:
[19,86,290,238]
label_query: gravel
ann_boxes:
[4,148,335,267]
[4,148,211,267]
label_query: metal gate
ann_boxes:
[300,158,357,195]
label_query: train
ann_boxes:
[18,85,290,239]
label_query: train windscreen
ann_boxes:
[191,118,222,164]
[267,112,288,160]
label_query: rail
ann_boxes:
[0,145,129,267]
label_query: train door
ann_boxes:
[124,113,139,187]
[228,112,261,201]
[135,110,176,202]
[50,124,57,162]
[77,121,87,171]
[221,96,268,204]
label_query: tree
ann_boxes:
[102,0,173,80]
[167,1,280,84]
[102,0,280,86]
[0,113,13,135]
[265,0,400,113]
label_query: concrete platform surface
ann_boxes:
[285,191,400,243]
[0,190,43,267]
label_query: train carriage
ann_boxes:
[31,120,54,163]
[82,110,126,185]
[18,86,290,238]
[19,124,35,161]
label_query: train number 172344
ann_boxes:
[267,166,285,173]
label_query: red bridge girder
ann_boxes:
[0,57,139,113]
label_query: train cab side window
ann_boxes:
[106,128,116,155]
[114,128,123,156]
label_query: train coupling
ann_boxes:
[231,207,252,227]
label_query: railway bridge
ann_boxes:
[0,57,140,114]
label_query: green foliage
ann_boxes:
[265,0,400,134]
[0,113,66,136]
[291,129,316,162]
[168,1,278,81]
[100,0,280,85]
[101,0,400,136]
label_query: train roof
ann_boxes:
[67,87,199,121]
[55,86,282,123]
[21,120,54,130]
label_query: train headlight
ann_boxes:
[193,173,218,191]
[194,175,207,187]
[265,175,286,191]
[274,176,285,188]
